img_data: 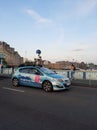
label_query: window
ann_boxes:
[19,67,43,75]
[29,68,42,75]
[19,68,29,73]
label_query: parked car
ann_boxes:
[12,66,71,92]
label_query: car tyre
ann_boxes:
[12,78,19,87]
[42,81,53,92]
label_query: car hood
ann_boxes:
[49,73,65,79]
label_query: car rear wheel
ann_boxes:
[42,81,53,92]
[12,78,19,87]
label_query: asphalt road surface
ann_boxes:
[0,78,97,130]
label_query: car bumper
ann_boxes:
[52,82,71,91]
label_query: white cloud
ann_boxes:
[73,49,84,52]
[25,9,52,24]
[76,0,97,16]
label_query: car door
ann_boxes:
[28,68,43,88]
[19,68,32,86]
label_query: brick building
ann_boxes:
[0,41,23,66]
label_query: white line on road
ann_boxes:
[2,87,25,93]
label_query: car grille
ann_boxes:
[56,85,63,88]
[63,83,70,87]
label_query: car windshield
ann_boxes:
[40,67,56,75]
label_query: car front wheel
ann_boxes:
[42,81,53,92]
[12,78,19,87]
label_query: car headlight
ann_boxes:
[54,78,64,82]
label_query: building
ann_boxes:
[0,41,23,66]
[43,61,70,70]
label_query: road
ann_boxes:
[0,78,97,130]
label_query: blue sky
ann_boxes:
[0,0,97,64]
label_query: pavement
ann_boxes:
[1,80,97,130]
[0,74,12,79]
[72,79,97,88]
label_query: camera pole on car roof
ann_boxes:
[34,49,42,66]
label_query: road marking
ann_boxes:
[2,87,25,93]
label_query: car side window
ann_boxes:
[29,68,42,75]
[19,68,29,73]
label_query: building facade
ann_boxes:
[0,41,23,66]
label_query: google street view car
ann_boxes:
[12,66,71,92]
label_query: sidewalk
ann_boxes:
[72,79,97,88]
[0,73,12,79]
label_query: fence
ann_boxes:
[0,68,17,75]
[55,70,97,80]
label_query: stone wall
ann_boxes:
[0,41,23,66]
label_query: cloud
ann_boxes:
[25,9,52,24]
[73,49,84,52]
[76,0,97,16]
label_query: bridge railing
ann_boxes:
[55,70,97,80]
